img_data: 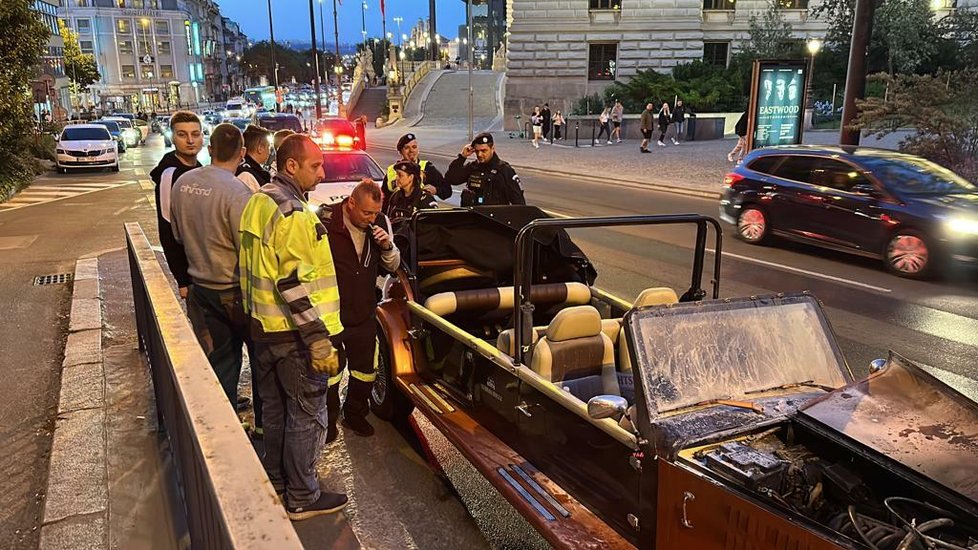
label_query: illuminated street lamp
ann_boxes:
[806,37,823,116]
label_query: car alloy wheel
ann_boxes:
[737,207,768,243]
[886,233,930,277]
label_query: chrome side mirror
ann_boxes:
[587,395,628,420]
[869,358,887,374]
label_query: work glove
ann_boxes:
[310,338,340,376]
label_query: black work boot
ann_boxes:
[341,415,375,437]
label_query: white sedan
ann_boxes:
[307,148,386,207]
[55,124,119,173]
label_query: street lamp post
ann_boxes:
[840,0,877,145]
[308,0,322,120]
[466,0,473,141]
[266,0,280,110]
[361,1,368,53]
[332,0,345,117]
[806,38,822,125]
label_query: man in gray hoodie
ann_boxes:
[170,123,253,407]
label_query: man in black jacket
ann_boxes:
[150,111,203,298]
[381,133,451,202]
[444,133,525,207]
[321,181,401,441]
[235,124,273,193]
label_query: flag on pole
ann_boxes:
[380,0,385,16]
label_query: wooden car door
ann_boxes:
[516,380,643,546]
[656,460,844,549]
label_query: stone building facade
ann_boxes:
[504,0,832,123]
[57,0,247,113]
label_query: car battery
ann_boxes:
[704,441,788,492]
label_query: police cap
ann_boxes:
[471,132,494,147]
[393,159,421,178]
[396,133,416,151]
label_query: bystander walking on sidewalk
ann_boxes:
[640,103,654,153]
[657,102,672,147]
[672,99,688,144]
[531,106,543,149]
[598,108,612,144]
[728,112,749,163]
[541,103,552,141]
[611,100,624,143]
[553,111,565,141]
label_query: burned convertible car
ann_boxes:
[368,207,978,549]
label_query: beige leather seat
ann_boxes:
[530,305,620,402]
[618,287,679,373]
[424,282,591,318]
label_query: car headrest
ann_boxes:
[634,287,678,307]
[545,306,602,342]
[424,282,591,317]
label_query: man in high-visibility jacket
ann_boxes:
[239,134,348,521]
[381,133,452,202]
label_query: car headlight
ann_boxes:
[56,148,65,154]
[947,217,978,236]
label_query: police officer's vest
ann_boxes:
[385,159,429,192]
[239,183,343,337]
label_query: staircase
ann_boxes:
[347,87,387,121]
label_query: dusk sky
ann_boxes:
[220,0,467,46]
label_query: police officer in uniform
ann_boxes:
[445,133,526,207]
[382,133,451,202]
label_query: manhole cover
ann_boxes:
[33,273,72,286]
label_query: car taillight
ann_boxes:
[724,173,745,187]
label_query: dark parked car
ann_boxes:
[254,112,303,133]
[719,146,978,278]
[369,208,978,549]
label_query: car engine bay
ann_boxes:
[682,423,978,549]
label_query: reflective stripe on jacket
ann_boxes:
[239,178,343,345]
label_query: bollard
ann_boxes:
[524,121,531,141]
[575,121,580,148]
[591,120,596,147]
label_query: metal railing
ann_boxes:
[125,223,302,550]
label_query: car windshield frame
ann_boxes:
[320,151,384,183]
[859,154,976,196]
[623,294,852,418]
[61,127,111,141]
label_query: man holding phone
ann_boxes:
[319,180,400,440]
[444,133,525,207]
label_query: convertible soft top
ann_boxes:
[409,206,597,287]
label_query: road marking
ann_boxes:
[0,181,133,212]
[542,207,891,294]
[707,248,892,293]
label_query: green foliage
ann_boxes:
[743,1,795,58]
[58,19,100,91]
[0,0,49,201]
[569,93,603,116]
[242,41,337,88]
[596,61,749,114]
[854,70,978,181]
[29,133,57,162]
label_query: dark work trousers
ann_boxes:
[597,122,611,141]
[554,125,562,140]
[254,338,328,507]
[327,320,378,425]
[186,286,259,426]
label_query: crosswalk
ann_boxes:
[0,180,134,212]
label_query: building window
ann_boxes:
[118,40,133,55]
[157,41,171,55]
[588,43,618,80]
[703,42,730,67]
[141,64,155,79]
[160,64,174,79]
[122,65,136,79]
[155,20,170,35]
[80,40,94,55]
[703,0,737,10]
[116,19,131,34]
[589,0,622,8]
[76,18,91,34]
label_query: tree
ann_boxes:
[854,70,978,181]
[241,41,336,89]
[742,0,795,58]
[57,19,100,93]
[0,0,50,201]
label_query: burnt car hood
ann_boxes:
[799,352,978,506]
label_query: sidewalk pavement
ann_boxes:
[368,124,910,198]
[40,252,185,550]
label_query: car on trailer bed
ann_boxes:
[368,206,978,549]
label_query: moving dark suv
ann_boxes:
[719,146,978,278]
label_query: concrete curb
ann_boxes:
[371,145,721,201]
[408,70,448,128]
[40,258,108,550]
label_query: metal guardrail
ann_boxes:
[125,223,303,550]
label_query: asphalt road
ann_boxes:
[368,146,978,386]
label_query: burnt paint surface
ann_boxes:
[801,353,978,505]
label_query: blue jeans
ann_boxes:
[254,338,329,508]
[675,120,686,141]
